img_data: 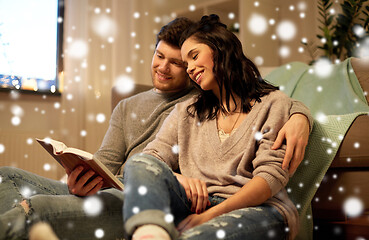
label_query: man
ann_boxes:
[0,17,311,240]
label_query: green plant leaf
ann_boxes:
[328,15,334,25]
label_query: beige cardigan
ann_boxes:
[144,90,302,239]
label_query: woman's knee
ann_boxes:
[125,153,168,175]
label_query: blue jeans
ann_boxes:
[0,166,125,240]
[123,154,287,240]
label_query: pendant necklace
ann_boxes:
[221,99,257,120]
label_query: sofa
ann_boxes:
[111,57,369,239]
[309,58,369,239]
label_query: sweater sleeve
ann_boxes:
[143,104,180,171]
[93,101,127,175]
[290,99,314,133]
[252,92,292,196]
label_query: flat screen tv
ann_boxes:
[0,0,64,94]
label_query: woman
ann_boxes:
[123,15,299,240]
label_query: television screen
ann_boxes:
[0,0,63,94]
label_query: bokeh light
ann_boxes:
[68,40,89,59]
[216,229,226,239]
[95,228,104,238]
[91,15,117,38]
[114,75,135,94]
[314,58,333,78]
[343,197,364,217]
[248,13,268,35]
[0,144,5,154]
[276,20,297,41]
[83,196,103,216]
[96,113,106,123]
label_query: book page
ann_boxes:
[36,138,124,190]
[63,148,93,160]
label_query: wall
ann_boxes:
[0,0,331,179]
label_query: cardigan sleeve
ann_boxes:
[143,104,180,171]
[290,99,314,133]
[252,91,292,196]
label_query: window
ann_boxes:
[0,0,64,94]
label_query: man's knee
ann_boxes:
[0,166,17,177]
[20,200,30,214]
[0,166,29,180]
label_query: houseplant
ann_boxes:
[303,0,369,64]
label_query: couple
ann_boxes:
[0,15,312,240]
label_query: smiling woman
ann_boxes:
[0,0,64,94]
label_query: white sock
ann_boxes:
[132,224,171,240]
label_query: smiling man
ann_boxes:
[151,41,190,93]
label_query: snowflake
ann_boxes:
[248,13,267,35]
[68,40,88,59]
[83,196,103,216]
[96,113,106,123]
[138,185,148,196]
[95,228,104,239]
[11,105,24,116]
[20,187,32,198]
[164,214,174,223]
[132,206,140,214]
[99,65,106,71]
[43,163,51,171]
[91,15,117,38]
[172,145,179,154]
[216,229,226,239]
[343,197,363,217]
[11,116,21,126]
[80,130,87,137]
[279,46,290,58]
[133,12,140,19]
[254,131,263,141]
[268,229,276,238]
[54,102,61,109]
[314,58,333,78]
[276,21,296,41]
[114,75,134,94]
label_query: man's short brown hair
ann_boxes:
[156,17,194,48]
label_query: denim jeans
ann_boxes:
[0,166,125,240]
[123,154,287,240]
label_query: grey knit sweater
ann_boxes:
[143,90,303,239]
[94,86,198,177]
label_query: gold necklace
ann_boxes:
[228,111,242,133]
[221,100,257,120]
[221,111,241,120]
[219,111,242,134]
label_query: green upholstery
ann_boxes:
[265,58,369,239]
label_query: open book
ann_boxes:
[37,138,124,190]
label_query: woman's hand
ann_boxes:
[174,173,210,214]
[177,211,214,232]
[66,166,104,196]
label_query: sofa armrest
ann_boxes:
[331,58,369,168]
[351,57,369,104]
[331,114,369,168]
